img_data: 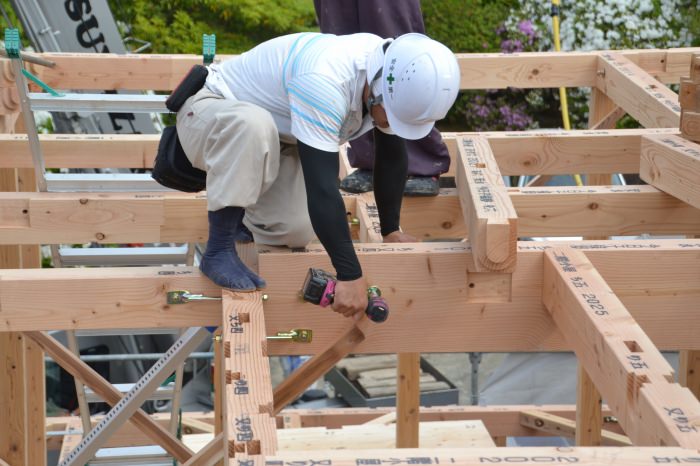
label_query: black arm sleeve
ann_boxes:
[373,128,408,237]
[297,140,362,281]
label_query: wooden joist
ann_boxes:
[456,136,517,272]
[597,53,681,128]
[542,246,700,447]
[640,134,700,209]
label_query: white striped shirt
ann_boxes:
[205,32,382,152]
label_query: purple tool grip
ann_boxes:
[319,280,336,308]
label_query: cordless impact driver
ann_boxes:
[299,268,389,323]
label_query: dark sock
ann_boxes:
[200,206,266,291]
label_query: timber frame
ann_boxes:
[1,47,700,465]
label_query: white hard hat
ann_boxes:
[366,33,460,140]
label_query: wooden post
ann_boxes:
[576,364,603,445]
[396,353,420,448]
[587,88,617,186]
[222,291,277,465]
[680,351,700,400]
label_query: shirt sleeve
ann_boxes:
[287,73,349,153]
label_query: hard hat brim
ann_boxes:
[384,107,434,140]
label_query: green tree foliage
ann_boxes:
[108,0,318,54]
[422,0,519,53]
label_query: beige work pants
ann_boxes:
[176,88,313,247]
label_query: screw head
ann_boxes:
[262,294,269,301]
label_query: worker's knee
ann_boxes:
[283,220,315,248]
[219,103,278,146]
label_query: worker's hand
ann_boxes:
[332,277,369,320]
[383,230,418,243]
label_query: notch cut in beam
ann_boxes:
[597,53,681,128]
[542,246,700,447]
[455,136,517,272]
[640,134,700,209]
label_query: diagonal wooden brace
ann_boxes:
[272,317,377,415]
[24,330,194,463]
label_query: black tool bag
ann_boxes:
[152,126,206,192]
[152,65,209,192]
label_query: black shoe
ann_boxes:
[339,169,373,193]
[404,176,440,196]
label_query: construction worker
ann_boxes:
[314,0,452,196]
[176,32,459,318]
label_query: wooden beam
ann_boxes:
[681,111,700,142]
[24,331,194,462]
[542,246,700,447]
[679,79,700,112]
[1,239,700,354]
[597,53,681,128]
[47,405,627,446]
[2,184,700,244]
[576,364,603,446]
[396,353,420,448]
[640,134,700,208]
[520,409,631,446]
[2,49,696,94]
[221,290,277,462]
[267,447,700,465]
[0,129,681,175]
[455,136,517,272]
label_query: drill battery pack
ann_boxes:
[300,268,336,306]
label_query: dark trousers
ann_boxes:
[314,0,451,177]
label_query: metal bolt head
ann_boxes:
[262,294,269,301]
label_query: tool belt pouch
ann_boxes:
[165,64,208,112]
[151,126,206,192]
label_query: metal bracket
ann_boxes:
[267,329,313,343]
[167,290,221,304]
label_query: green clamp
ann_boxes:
[202,34,216,65]
[4,28,21,58]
